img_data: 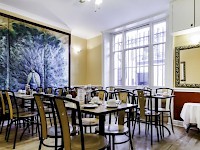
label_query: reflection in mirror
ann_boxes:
[175,44,200,88]
[180,62,186,82]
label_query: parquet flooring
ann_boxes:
[0,121,200,150]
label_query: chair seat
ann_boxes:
[71,134,108,150]
[48,126,79,137]
[81,118,99,126]
[145,110,160,116]
[158,108,170,112]
[48,126,62,137]
[96,124,128,135]
[6,108,29,114]
[125,108,136,113]
[14,111,37,118]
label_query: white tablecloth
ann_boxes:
[180,103,200,129]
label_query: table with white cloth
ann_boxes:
[180,103,200,132]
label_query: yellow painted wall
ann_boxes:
[71,35,87,85]
[86,35,102,85]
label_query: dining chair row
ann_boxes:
[0,90,38,149]
[33,94,110,150]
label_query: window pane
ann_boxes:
[125,47,149,86]
[153,44,165,86]
[111,20,166,87]
[153,22,166,44]
[114,33,123,51]
[114,52,122,85]
[125,50,137,86]
[125,27,149,49]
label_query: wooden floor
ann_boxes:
[0,122,200,150]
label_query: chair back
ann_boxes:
[3,90,18,120]
[54,88,63,96]
[115,91,129,125]
[156,88,174,110]
[91,90,108,101]
[54,96,85,150]
[46,87,52,94]
[37,87,43,93]
[106,86,115,91]
[34,94,48,139]
[136,89,151,120]
[118,91,128,103]
[96,86,103,90]
[0,91,6,115]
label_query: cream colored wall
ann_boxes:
[71,35,87,85]
[86,35,102,85]
[71,35,102,86]
[174,32,200,46]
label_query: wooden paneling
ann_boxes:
[174,91,200,120]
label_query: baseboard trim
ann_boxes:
[173,119,183,127]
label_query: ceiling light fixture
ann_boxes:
[79,0,103,12]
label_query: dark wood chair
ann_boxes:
[95,91,133,150]
[54,88,63,96]
[133,89,162,145]
[54,96,110,150]
[34,93,62,150]
[156,88,174,134]
[2,90,37,149]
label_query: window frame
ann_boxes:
[110,19,167,88]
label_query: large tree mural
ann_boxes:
[0,16,70,91]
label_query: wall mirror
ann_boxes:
[175,44,200,88]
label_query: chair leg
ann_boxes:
[156,117,160,142]
[13,120,19,149]
[138,118,141,135]
[5,119,10,140]
[37,117,41,140]
[145,116,148,136]
[90,126,92,133]
[128,125,133,150]
[132,117,137,137]
[0,118,5,133]
[150,115,153,145]
[20,121,30,140]
[162,113,164,137]
[109,135,111,150]
[112,135,115,150]
[169,112,174,133]
[48,113,53,126]
[6,120,13,142]
[159,116,163,139]
[38,140,43,150]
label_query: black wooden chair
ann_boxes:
[133,89,162,145]
[156,88,174,135]
[54,96,110,150]
[2,90,37,149]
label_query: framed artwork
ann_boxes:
[0,13,70,91]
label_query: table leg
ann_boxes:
[128,108,133,150]
[99,114,105,135]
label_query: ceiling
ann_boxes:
[0,0,169,39]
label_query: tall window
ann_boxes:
[112,21,166,87]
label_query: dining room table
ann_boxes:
[180,102,200,133]
[14,92,35,110]
[149,94,175,136]
[65,100,138,135]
